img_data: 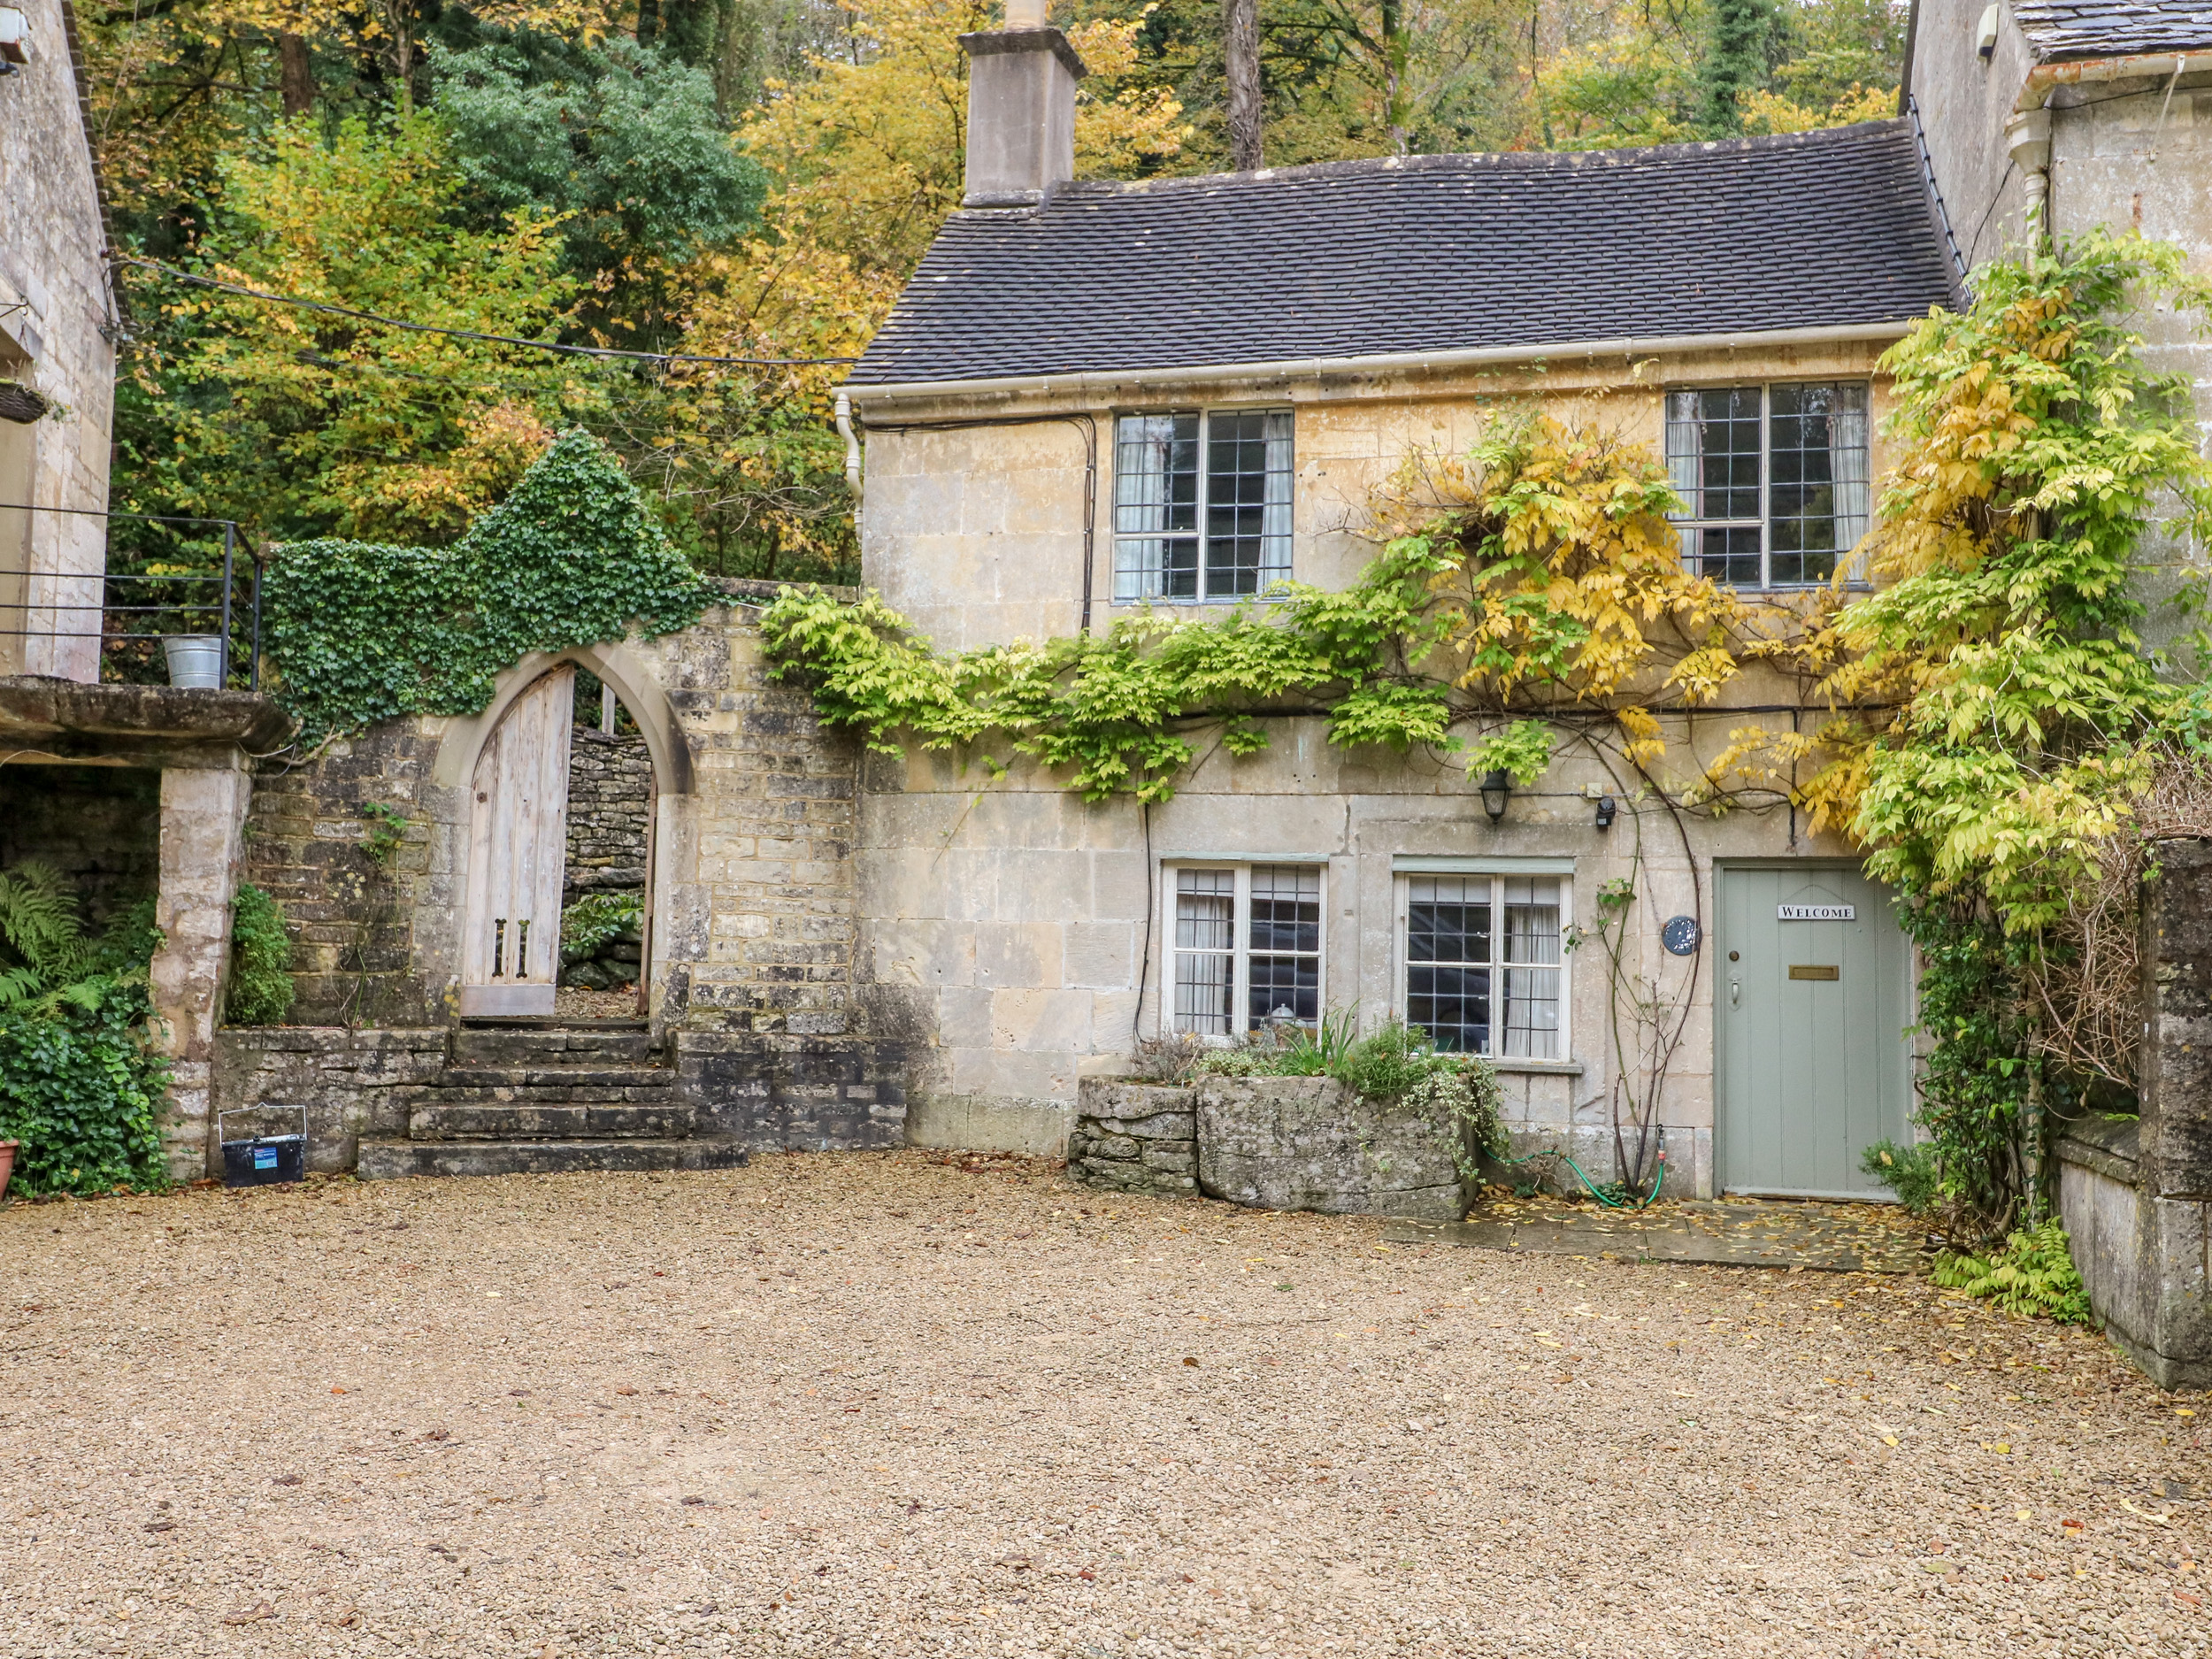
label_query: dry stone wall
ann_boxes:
[565,727,650,899]
[213,1027,447,1172]
[1066,1080,1197,1196]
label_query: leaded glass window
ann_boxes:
[1402,873,1567,1060]
[1167,863,1324,1035]
[1115,410,1293,603]
[1665,383,1870,588]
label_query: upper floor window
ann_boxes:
[1664,382,1870,588]
[1113,409,1293,603]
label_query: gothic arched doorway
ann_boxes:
[459,664,574,1016]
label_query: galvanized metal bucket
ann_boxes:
[162,634,225,689]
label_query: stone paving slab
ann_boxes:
[1384,1194,1932,1273]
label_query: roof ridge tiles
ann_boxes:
[1033,118,1911,204]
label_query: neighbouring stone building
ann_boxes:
[0,4,288,1187]
[1907,0,2212,1387]
[0,0,117,684]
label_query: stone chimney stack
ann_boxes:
[959,0,1088,207]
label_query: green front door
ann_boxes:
[1716,864,1912,1198]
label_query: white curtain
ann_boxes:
[1828,385,1871,573]
[1114,414,1175,602]
[1260,410,1294,585]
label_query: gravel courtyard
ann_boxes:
[1,1150,2202,1658]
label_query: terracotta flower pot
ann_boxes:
[0,1139,17,1203]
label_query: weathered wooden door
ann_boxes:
[460,666,574,1016]
[1716,863,1912,1198]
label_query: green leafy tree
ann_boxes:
[1695,0,1786,134]
[433,32,769,344]
[119,110,588,546]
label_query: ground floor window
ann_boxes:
[1400,872,1566,1058]
[1169,863,1323,1034]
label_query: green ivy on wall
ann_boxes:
[225,883,296,1026]
[261,430,713,738]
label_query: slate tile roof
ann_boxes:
[2010,0,2212,59]
[848,120,1957,388]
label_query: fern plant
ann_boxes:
[0,863,170,1197]
[1932,1220,2093,1325]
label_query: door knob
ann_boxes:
[1729,979,1740,1008]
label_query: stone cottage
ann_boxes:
[834,17,1963,1203]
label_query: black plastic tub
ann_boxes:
[219,1108,307,1187]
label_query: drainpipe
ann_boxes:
[834,389,862,493]
[2005,106,2053,245]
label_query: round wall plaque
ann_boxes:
[1661,915,1701,956]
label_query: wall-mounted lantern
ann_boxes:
[1479,769,1512,824]
[0,9,29,72]
[1594,794,1617,832]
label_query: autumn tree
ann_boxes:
[119,112,587,544]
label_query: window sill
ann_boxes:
[1110,594,1287,608]
[1486,1057,1584,1077]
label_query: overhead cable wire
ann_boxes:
[108,253,860,369]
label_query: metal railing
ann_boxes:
[0,505,262,691]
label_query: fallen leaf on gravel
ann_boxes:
[1182,1356,1199,1367]
[222,1602,274,1624]
[2119,1498,2171,1525]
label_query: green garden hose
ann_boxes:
[1497,1144,1666,1210]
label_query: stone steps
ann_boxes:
[358,1020,746,1181]
[452,1024,657,1065]
[401,1081,674,1106]
[357,1136,748,1181]
[431,1065,672,1090]
[407,1102,693,1141]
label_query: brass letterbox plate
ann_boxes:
[1788,964,1839,981]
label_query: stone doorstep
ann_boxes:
[357,1136,749,1181]
[398,1084,677,1106]
[435,1065,672,1089]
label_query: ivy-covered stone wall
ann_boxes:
[219,587,910,1156]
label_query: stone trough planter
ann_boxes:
[1071,1074,1471,1219]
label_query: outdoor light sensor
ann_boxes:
[1479,769,1513,823]
[0,8,28,68]
[1976,3,2000,61]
